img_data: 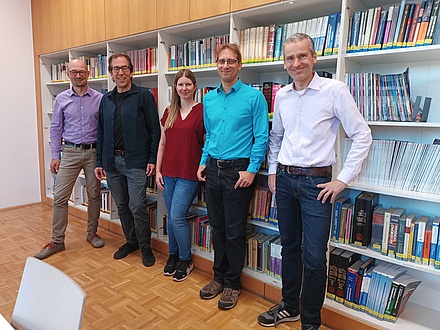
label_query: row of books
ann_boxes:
[245,231,281,280]
[168,34,230,70]
[332,191,440,269]
[331,191,379,248]
[248,186,278,227]
[347,0,440,53]
[345,139,440,194]
[146,201,158,233]
[126,48,158,74]
[371,207,440,269]
[77,54,107,80]
[50,55,108,83]
[189,214,212,252]
[327,250,421,323]
[344,68,413,122]
[239,11,341,63]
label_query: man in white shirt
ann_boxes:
[258,33,372,330]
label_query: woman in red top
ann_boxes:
[156,69,205,281]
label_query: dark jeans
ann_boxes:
[204,162,256,290]
[106,156,151,248]
[276,167,332,328]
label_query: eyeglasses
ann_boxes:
[217,59,239,66]
[69,70,88,77]
[110,66,131,73]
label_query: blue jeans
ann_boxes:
[106,156,151,248]
[163,176,199,261]
[204,162,256,290]
[276,167,332,329]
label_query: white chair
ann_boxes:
[11,257,86,330]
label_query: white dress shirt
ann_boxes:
[268,73,372,185]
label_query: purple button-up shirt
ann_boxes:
[50,86,103,159]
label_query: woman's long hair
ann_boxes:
[164,69,197,129]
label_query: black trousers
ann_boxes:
[204,162,256,290]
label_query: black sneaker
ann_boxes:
[258,301,300,327]
[173,259,194,282]
[113,243,139,260]
[141,245,155,267]
[163,253,180,276]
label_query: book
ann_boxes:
[402,3,416,47]
[430,217,439,267]
[332,12,342,54]
[370,205,385,252]
[339,202,352,243]
[331,196,350,243]
[395,212,407,260]
[422,218,433,265]
[395,3,411,48]
[412,1,427,47]
[416,0,434,46]
[392,0,407,48]
[376,266,407,320]
[353,257,375,311]
[389,275,422,323]
[324,12,339,56]
[385,4,401,49]
[402,213,416,261]
[349,11,362,53]
[382,5,395,48]
[387,208,405,258]
[381,207,396,255]
[336,251,360,304]
[361,8,375,52]
[374,9,388,50]
[326,248,344,300]
[359,268,373,312]
[415,216,430,264]
[273,25,283,61]
[406,3,422,47]
[352,192,379,247]
[369,6,383,50]
[344,259,363,308]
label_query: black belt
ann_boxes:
[210,157,249,169]
[64,141,96,149]
[114,149,125,157]
[278,164,332,177]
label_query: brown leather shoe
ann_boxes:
[199,280,223,300]
[218,288,241,310]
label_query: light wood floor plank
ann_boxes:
[0,203,331,329]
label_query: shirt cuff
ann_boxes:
[247,162,260,173]
[336,168,356,186]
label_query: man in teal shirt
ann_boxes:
[197,43,268,310]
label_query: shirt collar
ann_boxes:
[69,86,92,97]
[216,78,243,94]
[286,72,321,93]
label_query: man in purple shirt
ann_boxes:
[35,59,105,260]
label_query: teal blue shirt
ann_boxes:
[200,78,269,173]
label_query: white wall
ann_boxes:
[0,0,40,208]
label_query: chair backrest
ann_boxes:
[11,257,86,330]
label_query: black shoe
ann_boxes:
[173,259,194,282]
[258,301,300,327]
[163,253,180,276]
[141,245,155,267]
[113,243,139,259]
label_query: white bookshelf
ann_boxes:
[38,0,440,328]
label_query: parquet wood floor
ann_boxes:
[0,203,331,329]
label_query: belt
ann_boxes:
[64,141,96,149]
[114,149,125,157]
[210,157,249,169]
[278,164,332,177]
